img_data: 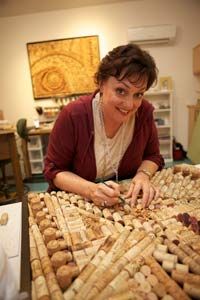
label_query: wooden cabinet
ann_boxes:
[0,130,24,198]
[193,44,200,75]
[187,104,200,146]
[145,90,173,163]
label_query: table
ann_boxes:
[0,130,24,198]
[27,164,200,299]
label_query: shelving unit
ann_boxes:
[145,90,173,163]
[193,43,200,75]
[187,104,200,146]
[27,136,44,174]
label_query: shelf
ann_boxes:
[164,158,173,163]
[30,161,44,174]
[156,125,171,129]
[145,90,172,96]
[154,109,171,112]
[30,169,43,175]
[43,106,60,119]
[28,136,42,148]
[159,139,171,145]
[28,146,43,151]
[160,151,172,158]
[29,159,43,163]
[28,149,43,161]
[145,89,173,161]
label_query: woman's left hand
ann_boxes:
[125,172,159,208]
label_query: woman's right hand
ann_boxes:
[89,180,120,207]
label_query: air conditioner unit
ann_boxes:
[127,24,176,44]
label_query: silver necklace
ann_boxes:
[98,98,126,182]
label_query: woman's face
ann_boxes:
[100,76,147,124]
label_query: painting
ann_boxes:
[27,35,100,99]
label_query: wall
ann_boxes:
[0,0,200,149]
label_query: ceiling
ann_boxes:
[0,0,133,17]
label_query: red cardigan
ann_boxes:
[44,92,164,191]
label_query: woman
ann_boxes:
[44,44,164,208]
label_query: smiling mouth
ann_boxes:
[118,108,129,115]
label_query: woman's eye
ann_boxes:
[116,88,126,95]
[134,93,144,99]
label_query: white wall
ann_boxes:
[0,0,200,149]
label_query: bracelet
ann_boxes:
[137,168,152,179]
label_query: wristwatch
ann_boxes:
[137,168,152,179]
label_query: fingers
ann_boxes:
[130,182,142,207]
[92,181,120,207]
[142,185,155,208]
[141,186,150,208]
[125,183,133,198]
[94,191,119,207]
[104,180,120,196]
[92,180,159,208]
[154,186,160,201]
[127,180,158,208]
[144,185,159,208]
[125,180,141,207]
[102,196,119,207]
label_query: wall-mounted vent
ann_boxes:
[127,24,176,44]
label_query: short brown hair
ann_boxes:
[95,43,158,90]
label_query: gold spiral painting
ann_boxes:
[27,36,100,99]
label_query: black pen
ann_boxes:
[102,181,126,204]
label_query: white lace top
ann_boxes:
[92,93,135,180]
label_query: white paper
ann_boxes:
[0,202,22,258]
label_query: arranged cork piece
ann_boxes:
[27,164,200,299]
[0,212,8,225]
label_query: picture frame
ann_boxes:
[27,35,100,99]
[159,76,173,91]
